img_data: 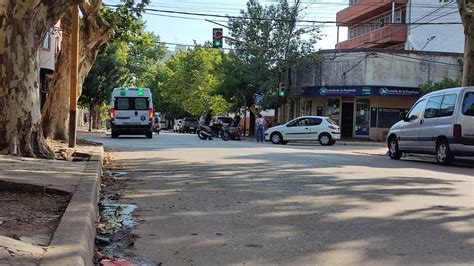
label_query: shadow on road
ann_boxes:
[117,151,474,265]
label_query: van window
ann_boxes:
[116,98,130,110]
[463,92,474,116]
[439,94,457,117]
[134,98,148,110]
[407,100,425,121]
[424,95,443,119]
[115,97,149,110]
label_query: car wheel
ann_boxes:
[146,132,153,139]
[270,132,283,144]
[388,136,402,160]
[319,133,333,146]
[436,139,454,165]
[111,132,119,139]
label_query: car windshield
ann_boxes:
[326,118,338,125]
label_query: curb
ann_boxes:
[42,146,103,266]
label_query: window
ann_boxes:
[424,95,443,119]
[116,98,130,110]
[326,119,338,125]
[288,118,310,127]
[462,92,474,116]
[134,98,148,110]
[326,98,340,125]
[438,94,457,117]
[115,97,148,110]
[43,32,51,50]
[309,118,322,126]
[407,100,426,121]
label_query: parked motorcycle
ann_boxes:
[197,123,228,141]
[221,125,242,141]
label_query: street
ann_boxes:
[84,131,474,265]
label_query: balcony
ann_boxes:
[337,0,407,25]
[336,24,407,49]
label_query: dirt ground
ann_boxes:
[0,185,71,246]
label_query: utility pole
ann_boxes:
[69,6,79,148]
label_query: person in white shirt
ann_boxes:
[255,113,266,143]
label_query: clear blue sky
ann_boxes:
[104,0,349,50]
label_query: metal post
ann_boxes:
[69,6,79,148]
[391,1,396,23]
[337,26,340,44]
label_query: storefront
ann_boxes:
[300,85,420,141]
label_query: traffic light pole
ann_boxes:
[69,6,79,148]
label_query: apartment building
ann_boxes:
[335,0,464,53]
[40,22,61,109]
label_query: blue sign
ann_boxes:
[303,86,419,97]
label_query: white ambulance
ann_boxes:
[110,87,154,138]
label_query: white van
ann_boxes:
[110,87,154,138]
[387,87,474,165]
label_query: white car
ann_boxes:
[387,87,474,165]
[265,116,341,145]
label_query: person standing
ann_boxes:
[255,113,265,143]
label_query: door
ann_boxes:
[308,117,324,140]
[459,91,474,144]
[418,95,443,151]
[283,118,311,140]
[341,102,354,137]
[114,97,150,126]
[398,100,426,150]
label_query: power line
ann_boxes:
[103,4,462,26]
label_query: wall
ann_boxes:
[406,0,464,53]
[40,22,61,71]
[297,50,463,88]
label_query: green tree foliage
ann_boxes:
[80,29,166,111]
[419,77,461,95]
[159,46,229,120]
[221,0,320,108]
[218,0,321,133]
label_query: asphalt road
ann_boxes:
[83,131,474,266]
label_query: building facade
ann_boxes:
[40,22,61,109]
[336,0,464,53]
[279,49,463,141]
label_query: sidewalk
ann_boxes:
[0,144,103,266]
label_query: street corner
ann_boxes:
[0,143,104,266]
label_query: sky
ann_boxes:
[103,0,349,51]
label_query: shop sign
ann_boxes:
[304,86,419,97]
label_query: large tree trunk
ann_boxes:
[457,1,474,86]
[0,0,83,157]
[42,0,113,140]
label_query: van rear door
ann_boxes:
[460,91,474,145]
[114,97,150,126]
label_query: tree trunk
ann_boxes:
[0,0,83,157]
[249,108,256,137]
[92,105,98,130]
[457,1,474,86]
[42,0,113,140]
[88,103,93,132]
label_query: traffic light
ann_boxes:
[278,83,286,97]
[213,28,223,48]
[278,83,287,104]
